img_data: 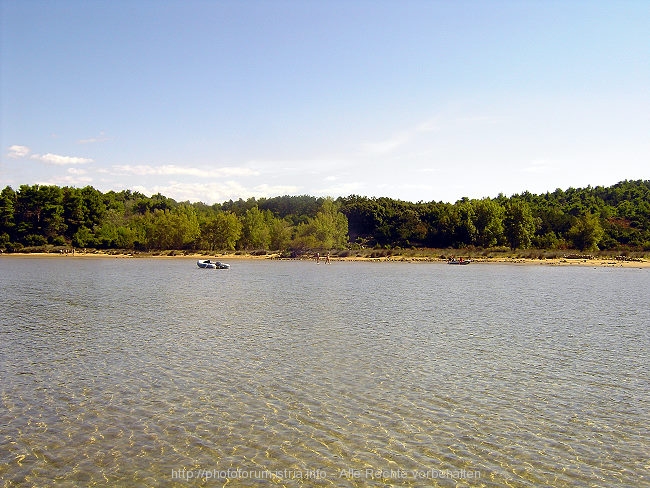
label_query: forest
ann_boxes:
[0,180,649,254]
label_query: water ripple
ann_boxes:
[1,258,648,486]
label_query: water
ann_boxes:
[1,256,648,487]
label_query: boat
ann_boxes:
[447,258,471,265]
[197,259,230,269]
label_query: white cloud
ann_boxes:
[78,132,109,144]
[315,181,366,196]
[361,133,411,154]
[455,115,500,126]
[36,175,94,186]
[7,145,31,158]
[31,153,93,165]
[397,182,436,192]
[6,145,92,164]
[416,118,441,133]
[129,181,301,204]
[112,164,259,178]
[251,183,302,196]
[522,159,557,174]
[360,117,441,155]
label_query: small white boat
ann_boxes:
[197,259,230,269]
[447,258,471,265]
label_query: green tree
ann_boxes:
[567,213,604,251]
[294,198,348,249]
[240,206,271,249]
[202,212,242,251]
[145,206,200,250]
[72,226,95,248]
[0,186,17,242]
[394,208,427,246]
[94,208,140,248]
[268,216,293,251]
[80,186,106,229]
[503,199,538,249]
[338,195,383,245]
[63,187,85,239]
[471,199,504,247]
[438,201,477,247]
[15,185,66,244]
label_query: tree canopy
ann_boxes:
[1,180,649,253]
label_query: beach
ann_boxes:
[2,250,648,268]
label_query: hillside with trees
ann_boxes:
[0,180,649,254]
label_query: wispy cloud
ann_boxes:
[522,159,557,174]
[112,164,259,178]
[455,115,500,126]
[246,158,348,176]
[78,132,109,144]
[36,174,94,186]
[360,117,441,155]
[7,145,93,164]
[251,183,302,196]
[32,153,93,165]
[130,181,301,203]
[315,181,366,196]
[361,133,412,154]
[7,145,31,158]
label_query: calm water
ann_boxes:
[1,256,648,487]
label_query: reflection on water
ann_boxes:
[1,257,648,486]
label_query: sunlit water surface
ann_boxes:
[1,257,648,486]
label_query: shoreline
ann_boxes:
[2,251,648,268]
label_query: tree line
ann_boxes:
[0,180,648,253]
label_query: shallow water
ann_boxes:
[1,257,649,486]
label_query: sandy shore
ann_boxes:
[337,255,650,268]
[2,251,648,268]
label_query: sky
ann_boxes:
[1,0,648,205]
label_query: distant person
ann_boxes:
[325,252,330,264]
[315,252,320,263]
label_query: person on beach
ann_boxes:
[315,252,320,263]
[325,252,330,264]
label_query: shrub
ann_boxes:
[24,234,47,246]
[5,242,23,252]
[51,236,67,246]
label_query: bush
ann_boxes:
[5,242,23,252]
[533,232,560,249]
[486,246,510,253]
[24,234,47,246]
[51,236,67,246]
[370,250,388,258]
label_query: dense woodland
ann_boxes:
[1,180,649,254]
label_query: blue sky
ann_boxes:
[1,0,648,204]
